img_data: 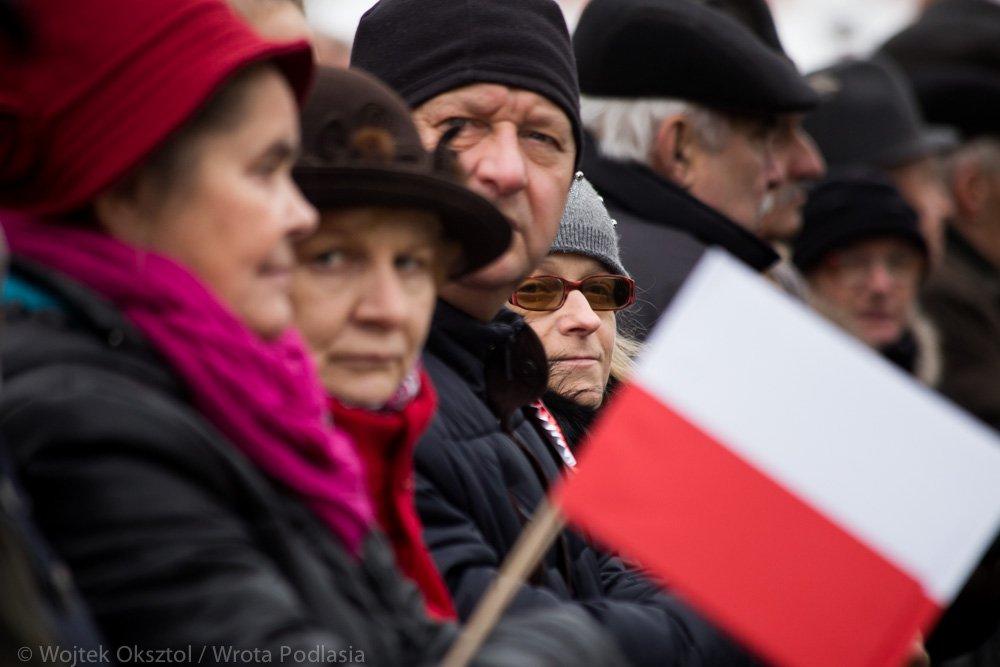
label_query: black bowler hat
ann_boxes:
[879,0,1000,139]
[803,58,957,171]
[294,67,512,279]
[792,177,928,273]
[573,0,818,115]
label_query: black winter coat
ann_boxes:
[0,445,105,666]
[582,136,779,338]
[0,261,622,667]
[415,300,756,667]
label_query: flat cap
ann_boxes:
[695,0,788,57]
[574,0,818,115]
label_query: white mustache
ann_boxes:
[758,191,776,219]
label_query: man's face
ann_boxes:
[889,156,954,267]
[759,114,826,241]
[412,84,576,291]
[684,114,782,234]
[808,237,925,348]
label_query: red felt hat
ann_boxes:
[0,0,314,215]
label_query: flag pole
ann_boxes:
[440,498,567,667]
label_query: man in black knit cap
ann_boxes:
[576,0,823,334]
[352,1,754,665]
[792,177,935,382]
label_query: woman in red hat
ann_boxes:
[0,1,623,664]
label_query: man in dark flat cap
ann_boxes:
[577,0,823,335]
[352,1,754,665]
[695,0,828,247]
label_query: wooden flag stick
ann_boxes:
[440,498,567,667]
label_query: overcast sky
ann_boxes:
[304,0,921,74]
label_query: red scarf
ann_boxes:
[328,369,457,620]
[4,215,375,555]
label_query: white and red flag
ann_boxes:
[555,250,1000,667]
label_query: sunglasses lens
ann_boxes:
[581,276,633,310]
[513,276,566,311]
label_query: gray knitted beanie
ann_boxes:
[550,172,628,276]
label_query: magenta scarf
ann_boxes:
[3,215,374,555]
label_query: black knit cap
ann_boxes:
[350,0,582,165]
[792,177,928,273]
[574,0,818,115]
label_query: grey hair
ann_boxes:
[961,137,1000,172]
[941,137,1000,199]
[581,95,730,165]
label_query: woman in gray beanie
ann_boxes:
[508,173,640,450]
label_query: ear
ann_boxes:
[92,187,150,246]
[651,114,695,187]
[951,156,987,223]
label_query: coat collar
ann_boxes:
[425,299,549,426]
[3,257,178,394]
[582,134,779,272]
[946,226,999,280]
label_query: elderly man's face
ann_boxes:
[413,84,576,290]
[684,114,782,234]
[760,114,826,241]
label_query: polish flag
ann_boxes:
[555,250,1000,667]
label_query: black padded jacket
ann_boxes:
[414,300,757,667]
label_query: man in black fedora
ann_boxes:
[879,0,1000,436]
[351,1,754,664]
[803,57,957,267]
[576,0,823,335]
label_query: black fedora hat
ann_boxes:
[803,58,957,171]
[879,0,1000,139]
[573,0,818,115]
[294,66,512,279]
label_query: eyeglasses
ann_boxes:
[821,248,925,290]
[509,274,636,312]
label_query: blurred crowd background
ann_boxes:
[305,0,927,71]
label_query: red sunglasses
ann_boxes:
[509,274,636,312]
